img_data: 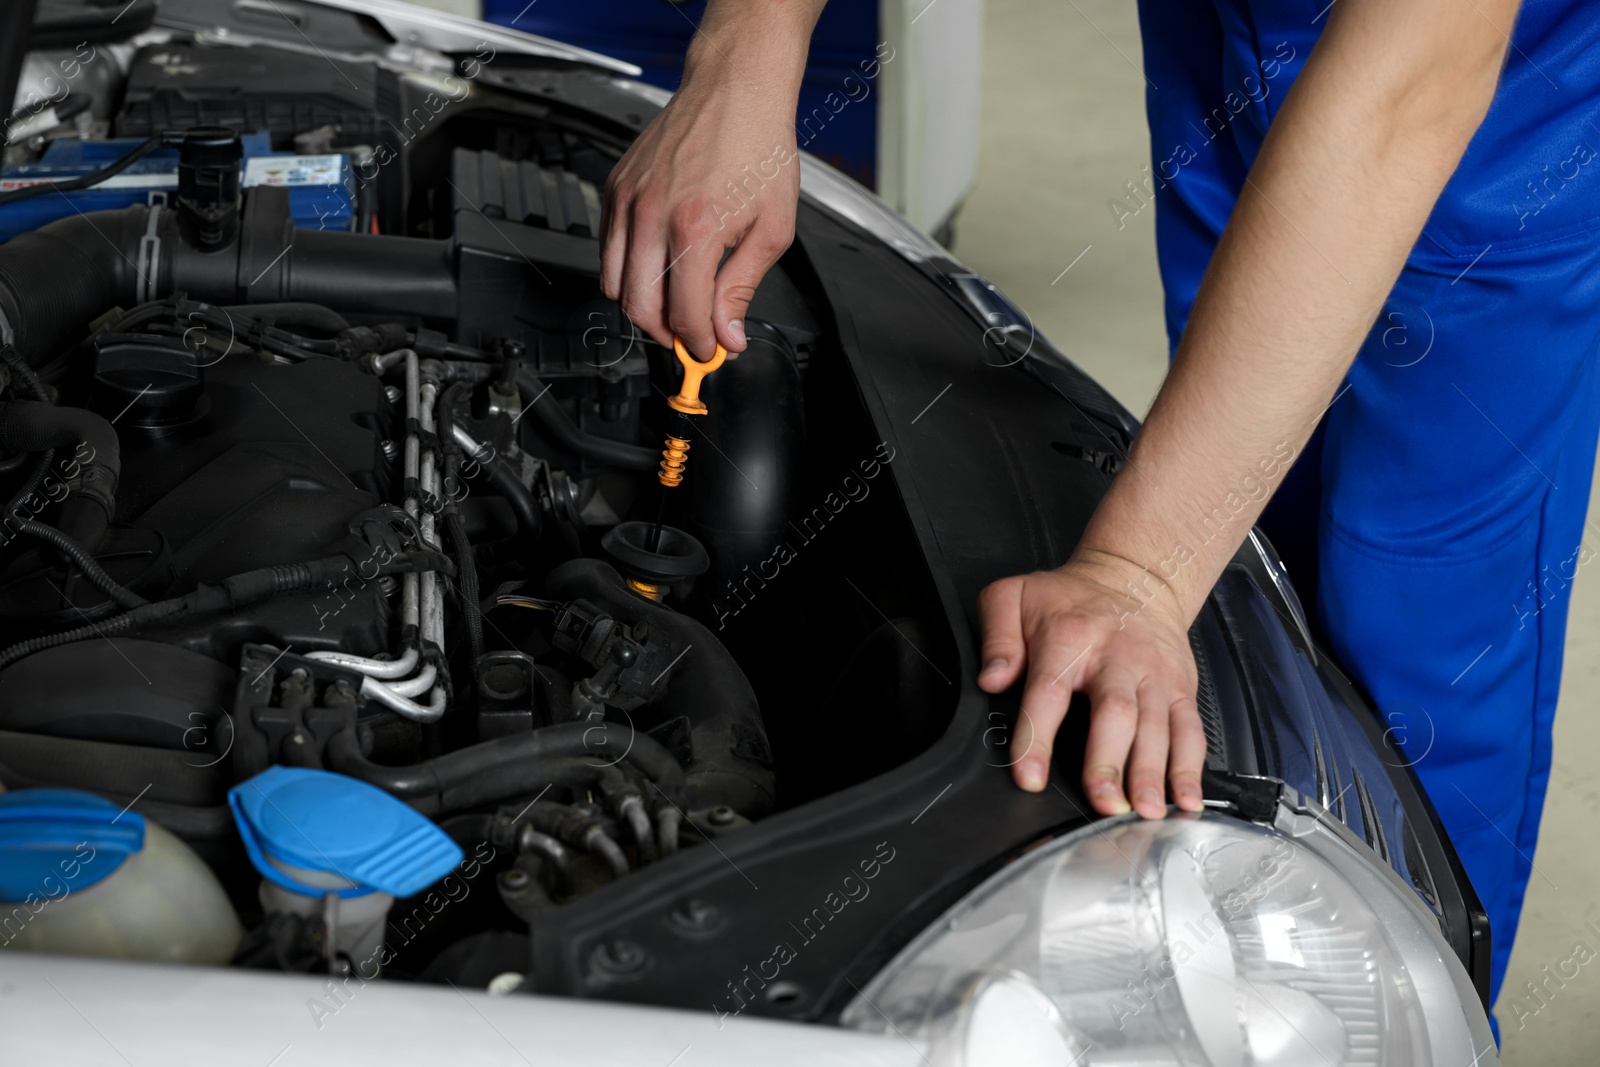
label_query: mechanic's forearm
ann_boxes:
[1074,0,1516,623]
[684,1,828,101]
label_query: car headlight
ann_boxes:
[841,805,1496,1066]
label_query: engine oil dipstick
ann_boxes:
[651,337,726,549]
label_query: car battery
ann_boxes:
[0,132,354,243]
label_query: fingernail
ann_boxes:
[728,319,746,346]
[1018,758,1046,792]
[1177,788,1203,812]
[1095,782,1132,815]
[1136,788,1164,815]
[981,658,1007,675]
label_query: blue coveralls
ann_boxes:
[1135,0,1600,1014]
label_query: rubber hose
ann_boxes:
[325,721,687,813]
[0,401,119,482]
[545,558,776,817]
[2,448,53,525]
[0,400,122,554]
[436,392,484,662]
[219,302,350,335]
[0,200,457,368]
[12,520,146,608]
[438,814,496,851]
[438,756,621,813]
[0,344,49,401]
[514,367,658,471]
[0,730,229,807]
[446,508,484,662]
[0,207,149,364]
[481,452,543,545]
[589,831,630,879]
[441,385,541,551]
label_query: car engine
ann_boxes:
[0,9,957,987]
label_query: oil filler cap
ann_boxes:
[229,767,462,899]
[0,789,145,902]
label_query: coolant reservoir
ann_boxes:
[229,767,462,973]
[0,789,242,963]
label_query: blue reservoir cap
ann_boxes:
[0,789,145,902]
[229,767,462,899]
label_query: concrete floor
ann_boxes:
[957,1,1600,1061]
[405,0,1599,1057]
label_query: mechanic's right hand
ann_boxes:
[977,549,1207,820]
[600,68,801,363]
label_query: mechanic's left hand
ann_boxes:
[977,550,1207,819]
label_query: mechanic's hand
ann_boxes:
[977,549,1206,819]
[600,68,800,362]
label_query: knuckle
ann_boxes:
[619,298,655,329]
[668,200,714,245]
[667,316,708,345]
[1126,770,1163,794]
[750,223,794,259]
[716,281,758,311]
[1043,614,1084,644]
[1013,723,1050,754]
[1168,694,1201,721]
[1085,762,1123,785]
[629,190,664,227]
[1169,768,1204,789]
[1095,695,1138,722]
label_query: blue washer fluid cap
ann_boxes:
[0,789,145,902]
[229,767,462,899]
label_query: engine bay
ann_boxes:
[0,13,959,987]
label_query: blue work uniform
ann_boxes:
[1135,0,1600,1017]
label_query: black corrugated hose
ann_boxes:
[11,519,146,609]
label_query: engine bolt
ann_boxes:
[709,805,737,827]
[590,938,650,979]
[669,898,723,937]
[380,439,398,461]
[384,385,402,405]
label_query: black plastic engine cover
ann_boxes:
[114,354,392,660]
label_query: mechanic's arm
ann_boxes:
[600,0,827,361]
[981,0,1518,816]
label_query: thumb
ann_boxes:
[713,222,789,355]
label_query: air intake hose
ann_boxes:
[0,190,456,367]
[688,322,804,610]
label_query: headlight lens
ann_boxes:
[841,810,1496,1066]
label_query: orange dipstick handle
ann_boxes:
[667,337,727,416]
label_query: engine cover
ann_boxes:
[0,350,394,661]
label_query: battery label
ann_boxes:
[243,155,344,188]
